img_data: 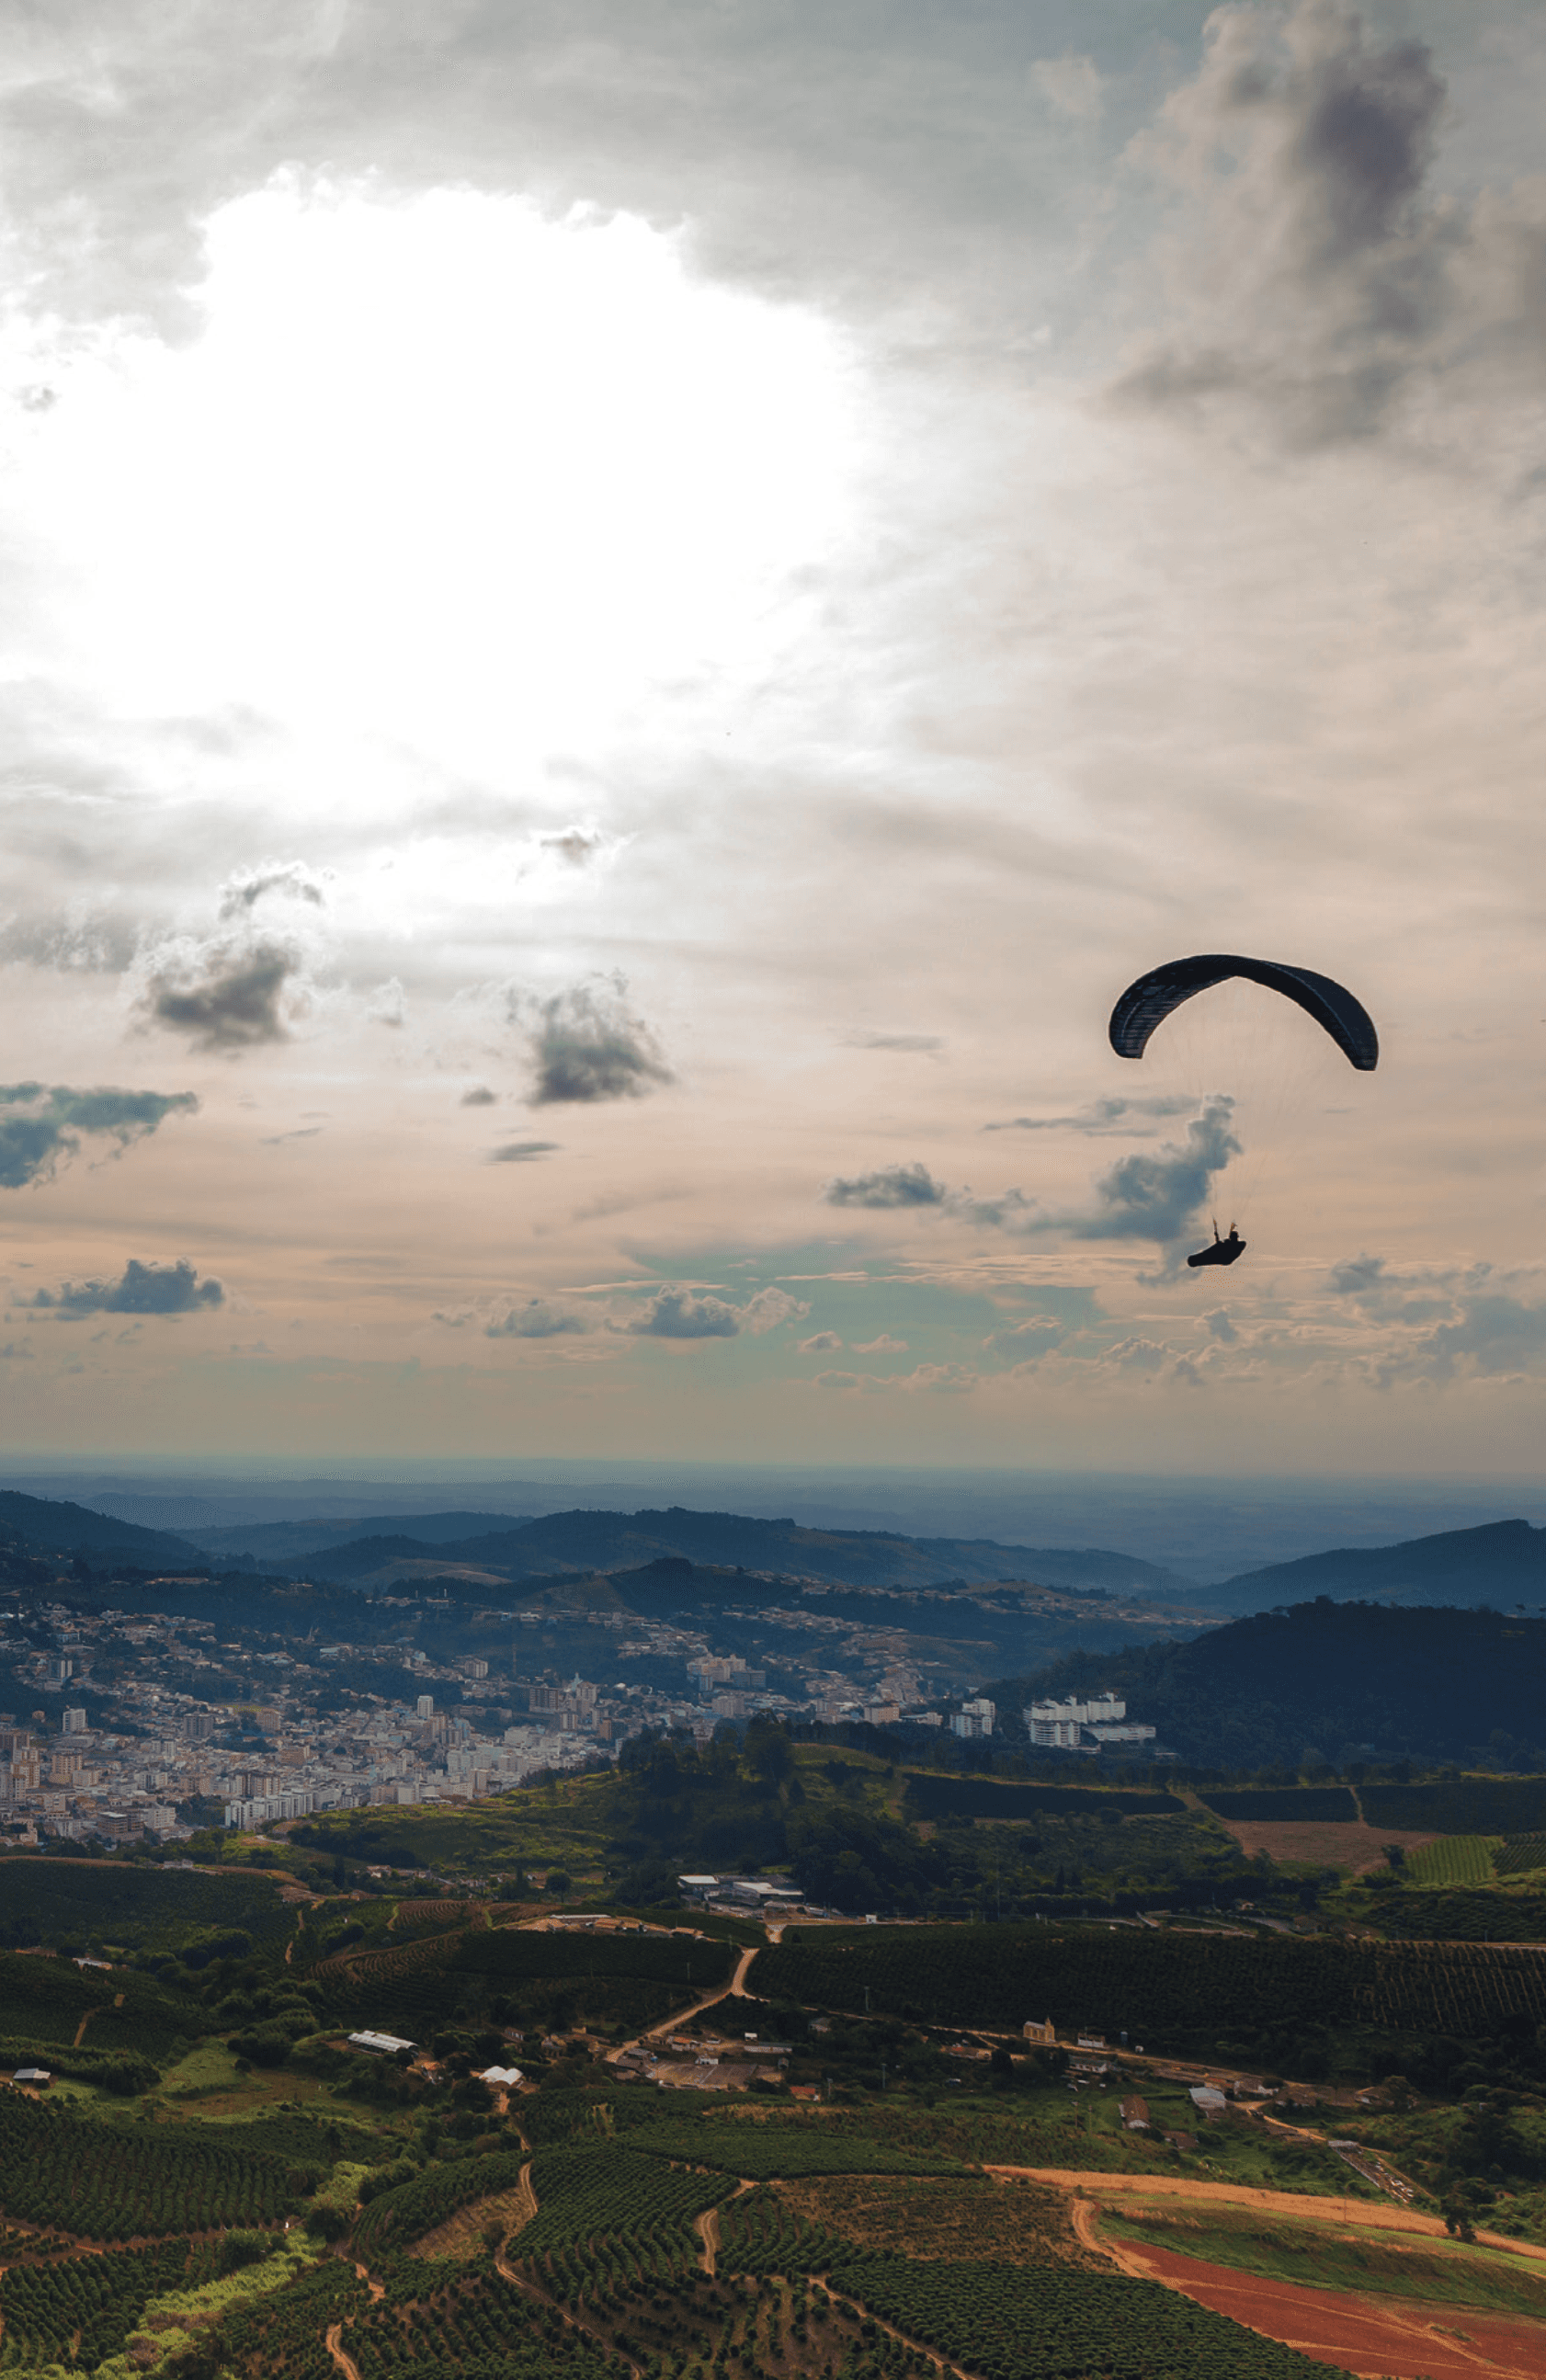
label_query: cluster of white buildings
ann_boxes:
[1023,1691,1155,1751]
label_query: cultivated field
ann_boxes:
[1207,1818,1438,1873]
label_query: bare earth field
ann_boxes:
[1117,2240,1546,2379]
[1211,1819,1439,1874]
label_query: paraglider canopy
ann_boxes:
[1108,955,1379,1072]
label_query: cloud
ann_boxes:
[538,825,613,868]
[851,1334,907,1353]
[1117,0,1451,446]
[137,934,312,1052]
[1325,1250,1469,1324]
[24,1257,223,1317]
[619,1281,809,1340]
[814,1361,977,1394]
[460,1086,497,1106]
[217,860,327,919]
[0,1084,199,1190]
[1202,1307,1238,1342]
[1032,54,1104,122]
[739,1285,811,1334]
[823,1161,948,1209]
[843,1032,944,1053]
[489,1141,561,1163]
[799,1330,844,1353]
[527,976,673,1106]
[984,1096,1196,1134]
[485,1297,589,1339]
[1409,1294,1546,1383]
[622,1286,742,1339]
[1074,1095,1241,1243]
[988,1315,1065,1360]
[366,977,406,1028]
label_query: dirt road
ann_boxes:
[986,2168,1546,2265]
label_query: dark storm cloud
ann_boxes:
[528,979,673,1106]
[140,937,305,1051]
[0,1083,199,1190]
[485,1297,589,1338]
[23,1257,223,1317]
[823,1161,949,1209]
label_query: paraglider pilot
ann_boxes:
[1187,1220,1245,1270]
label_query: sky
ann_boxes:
[0,0,1543,1478]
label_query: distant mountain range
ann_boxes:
[1201,1519,1546,1615]
[185,1506,1195,1599]
[0,1489,209,1575]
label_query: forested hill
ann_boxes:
[0,1489,206,1575]
[998,1600,1546,1771]
[266,1505,1193,1597]
[1201,1518,1546,1614]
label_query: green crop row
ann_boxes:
[352,2152,529,2257]
[0,2092,301,2241]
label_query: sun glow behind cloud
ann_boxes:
[4,177,863,813]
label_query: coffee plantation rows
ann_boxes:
[353,2151,530,2257]
[1495,1833,1546,1875]
[312,1921,734,2038]
[326,2260,620,2380]
[1199,1788,1358,1821]
[220,2254,372,2380]
[516,2144,733,2278]
[0,2093,304,2239]
[0,1858,292,1957]
[1404,1836,1497,1887]
[623,2122,967,2181]
[821,2254,1334,2380]
[1362,1779,1546,1832]
[759,1921,1546,2044]
[904,1779,1182,1823]
[718,2187,850,2276]
[0,1949,195,2062]
[1381,1890,1546,1941]
[0,2235,218,2370]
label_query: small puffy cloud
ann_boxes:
[852,1334,908,1353]
[985,1096,1195,1135]
[24,1257,223,1317]
[799,1330,844,1354]
[823,1161,948,1209]
[217,860,327,919]
[489,1141,560,1163]
[460,1086,497,1107]
[1100,1336,1173,1373]
[0,1083,199,1190]
[528,976,673,1106]
[538,825,613,868]
[1326,1251,1467,1325]
[814,1367,887,1395]
[739,1286,811,1335]
[623,1286,742,1339]
[989,1315,1065,1359]
[1032,54,1104,121]
[485,1297,589,1339]
[137,934,311,1052]
[1202,1307,1238,1342]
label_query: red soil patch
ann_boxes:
[1211,1819,1438,1875]
[1129,2240,1546,2378]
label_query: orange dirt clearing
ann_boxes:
[1118,2240,1546,2379]
[1211,1818,1439,1874]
